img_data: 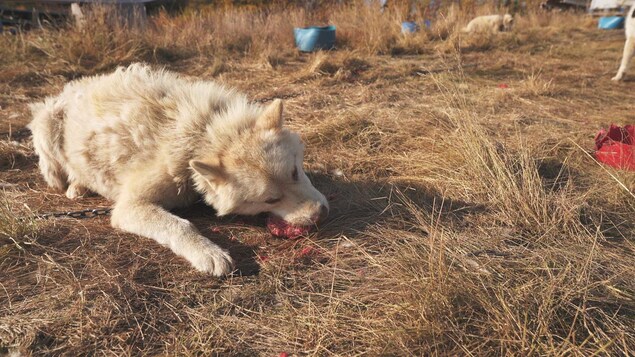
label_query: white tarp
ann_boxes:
[590,0,635,10]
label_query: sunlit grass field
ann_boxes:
[1,2,634,355]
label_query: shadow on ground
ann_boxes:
[174,171,483,278]
[1,129,481,281]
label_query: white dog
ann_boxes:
[462,14,514,34]
[612,6,635,81]
[28,64,329,276]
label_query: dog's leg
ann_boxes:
[613,36,635,81]
[111,200,234,276]
[36,154,67,191]
[29,101,68,191]
[65,181,89,199]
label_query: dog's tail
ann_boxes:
[28,97,69,190]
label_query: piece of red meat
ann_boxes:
[266,215,312,239]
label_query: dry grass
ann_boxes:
[1,1,635,356]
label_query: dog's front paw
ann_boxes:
[65,182,89,199]
[188,241,234,276]
[612,73,624,81]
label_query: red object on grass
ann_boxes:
[298,247,314,257]
[279,353,289,357]
[498,83,509,89]
[266,215,311,239]
[594,124,635,171]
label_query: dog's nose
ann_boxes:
[311,204,329,224]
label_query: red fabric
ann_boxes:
[594,124,635,170]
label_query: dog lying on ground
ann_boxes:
[29,63,329,276]
[462,14,514,34]
[612,6,635,81]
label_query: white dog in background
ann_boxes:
[612,6,635,81]
[29,64,329,276]
[463,14,514,34]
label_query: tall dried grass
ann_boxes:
[0,0,594,75]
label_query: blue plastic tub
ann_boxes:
[294,25,336,52]
[598,16,624,30]
[401,21,420,34]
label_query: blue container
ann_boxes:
[598,16,624,30]
[401,21,420,34]
[294,25,336,52]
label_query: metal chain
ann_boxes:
[28,208,112,220]
[253,92,303,103]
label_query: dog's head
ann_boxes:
[503,14,514,30]
[190,99,329,230]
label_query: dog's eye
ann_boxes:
[265,197,281,204]
[292,166,299,182]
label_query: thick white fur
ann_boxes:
[462,14,514,34]
[28,63,329,276]
[612,6,635,81]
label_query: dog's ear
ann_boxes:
[189,158,226,183]
[257,99,284,130]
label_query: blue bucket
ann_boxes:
[598,16,624,29]
[294,25,336,52]
[401,21,420,34]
